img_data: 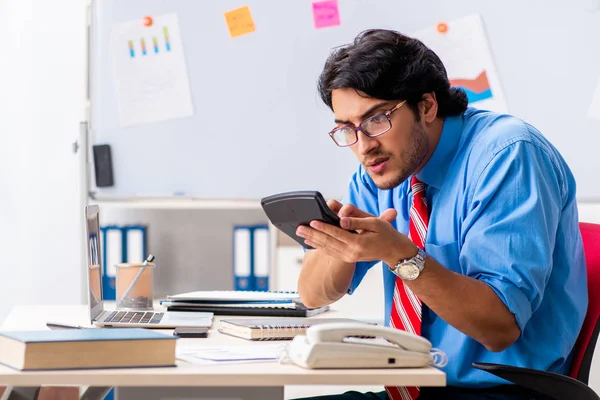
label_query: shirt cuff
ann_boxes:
[347,261,373,295]
[479,276,533,333]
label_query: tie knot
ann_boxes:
[410,176,425,194]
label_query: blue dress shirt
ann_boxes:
[345,107,588,388]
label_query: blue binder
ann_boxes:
[100,225,125,301]
[252,225,270,291]
[232,225,271,291]
[123,225,148,263]
[233,225,253,291]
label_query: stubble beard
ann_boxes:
[370,123,429,190]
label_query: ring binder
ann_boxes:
[253,324,311,341]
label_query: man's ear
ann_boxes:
[419,93,438,123]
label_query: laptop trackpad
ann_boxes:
[162,311,213,327]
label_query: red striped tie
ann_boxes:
[386,176,429,400]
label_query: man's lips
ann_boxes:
[365,157,390,174]
[365,157,389,167]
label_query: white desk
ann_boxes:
[0,305,445,400]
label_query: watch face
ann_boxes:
[398,263,420,280]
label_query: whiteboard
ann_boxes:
[90,0,600,200]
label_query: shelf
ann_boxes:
[91,197,263,210]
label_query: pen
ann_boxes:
[46,322,87,330]
[118,254,155,304]
[142,254,155,266]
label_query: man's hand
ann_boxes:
[326,200,377,220]
[325,201,386,234]
[296,206,417,264]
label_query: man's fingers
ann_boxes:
[340,216,378,232]
[298,224,346,252]
[338,203,373,218]
[337,204,355,218]
[305,239,347,261]
[327,199,343,214]
[308,220,354,242]
[379,208,397,223]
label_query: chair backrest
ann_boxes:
[569,222,600,383]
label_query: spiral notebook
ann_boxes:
[218,317,364,341]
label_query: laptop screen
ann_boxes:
[85,205,104,321]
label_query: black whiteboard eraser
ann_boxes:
[92,144,114,187]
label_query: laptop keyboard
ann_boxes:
[104,311,164,324]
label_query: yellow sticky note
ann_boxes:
[224,5,256,38]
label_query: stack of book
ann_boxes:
[162,290,329,317]
[0,328,176,371]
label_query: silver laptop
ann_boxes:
[85,205,213,328]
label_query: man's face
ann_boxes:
[331,88,429,190]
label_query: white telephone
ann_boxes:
[285,323,446,369]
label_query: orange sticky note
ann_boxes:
[224,5,256,38]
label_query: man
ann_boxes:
[295,29,587,400]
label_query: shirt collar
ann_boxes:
[415,113,464,189]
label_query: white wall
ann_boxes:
[577,203,600,225]
[0,0,86,323]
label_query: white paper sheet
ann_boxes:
[110,13,194,127]
[412,15,507,113]
[176,343,283,364]
[587,77,600,121]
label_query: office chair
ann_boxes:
[473,222,600,400]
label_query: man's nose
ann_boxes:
[356,130,379,156]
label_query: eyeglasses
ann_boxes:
[328,100,407,147]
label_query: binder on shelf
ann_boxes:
[124,225,147,263]
[233,226,253,291]
[100,225,125,300]
[252,225,270,292]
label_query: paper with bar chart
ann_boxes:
[110,13,193,127]
[412,15,507,113]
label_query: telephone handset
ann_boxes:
[286,322,447,369]
[307,323,433,353]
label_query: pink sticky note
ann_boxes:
[312,0,341,29]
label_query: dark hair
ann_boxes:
[317,29,468,119]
